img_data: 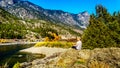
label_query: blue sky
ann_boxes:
[28,0,120,14]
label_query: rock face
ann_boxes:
[20,47,120,68]
[0,0,14,7]
[0,0,90,29]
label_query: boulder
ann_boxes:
[78,49,91,60]
[56,48,79,67]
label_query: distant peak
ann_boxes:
[0,0,29,7]
[0,0,22,7]
[0,0,13,7]
[77,11,89,16]
[81,11,89,16]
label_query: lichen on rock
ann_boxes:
[56,49,79,67]
[20,47,120,68]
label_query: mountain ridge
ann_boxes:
[0,0,90,29]
[0,0,90,39]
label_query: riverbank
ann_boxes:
[20,46,67,57]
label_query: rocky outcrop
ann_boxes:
[87,48,120,68]
[20,47,120,68]
[78,48,120,68]
[56,49,78,67]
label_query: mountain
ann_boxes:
[0,0,90,29]
[0,7,82,39]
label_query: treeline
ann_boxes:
[82,5,120,49]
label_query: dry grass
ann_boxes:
[34,41,74,48]
[88,59,110,68]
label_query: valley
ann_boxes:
[0,0,120,68]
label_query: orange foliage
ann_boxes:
[44,37,49,41]
[52,33,61,41]
[44,33,61,41]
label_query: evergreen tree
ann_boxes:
[82,5,119,49]
[96,5,111,23]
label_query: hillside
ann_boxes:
[0,7,26,39]
[0,7,82,40]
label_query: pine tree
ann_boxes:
[82,5,119,49]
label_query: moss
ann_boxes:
[75,59,85,64]
[13,62,20,68]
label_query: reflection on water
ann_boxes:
[0,44,45,68]
[0,52,45,68]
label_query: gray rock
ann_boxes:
[55,49,79,67]
[20,62,32,68]
[87,48,120,68]
[20,48,120,68]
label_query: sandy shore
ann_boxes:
[20,46,67,57]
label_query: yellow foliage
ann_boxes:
[34,42,48,47]
[13,62,20,68]
[34,41,73,48]
[0,39,7,43]
[44,37,49,42]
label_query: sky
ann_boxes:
[28,0,120,14]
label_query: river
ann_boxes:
[0,42,45,68]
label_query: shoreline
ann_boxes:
[0,42,38,46]
[20,46,67,57]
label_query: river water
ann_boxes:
[0,43,45,68]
